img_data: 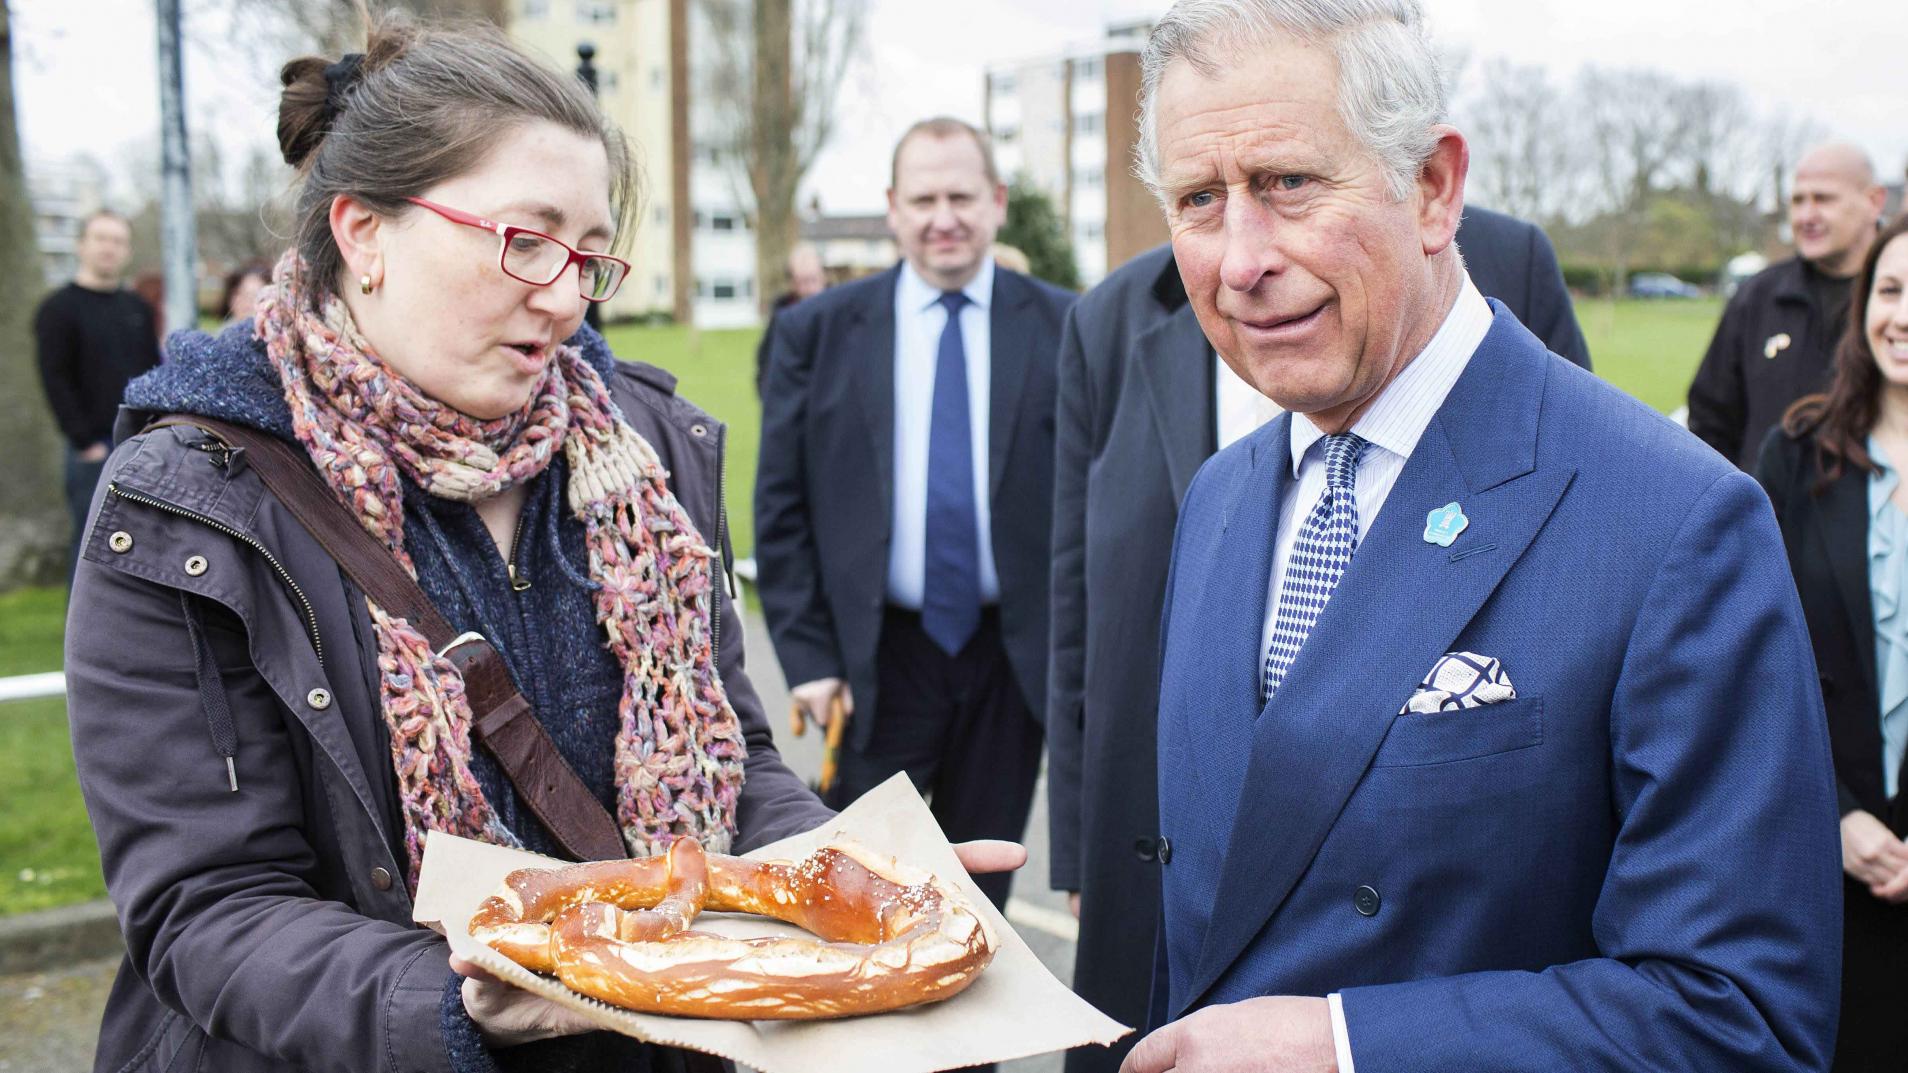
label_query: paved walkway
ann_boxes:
[0,603,1085,1073]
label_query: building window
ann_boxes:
[695,277,707,298]
[710,213,737,232]
[599,70,618,92]
[653,205,668,225]
[520,0,549,17]
[576,0,615,23]
[1076,57,1101,80]
[1077,220,1105,241]
[655,275,668,296]
[1074,112,1103,136]
[1079,165,1104,188]
[992,72,1016,96]
[996,123,1020,144]
[712,279,738,300]
[693,210,706,229]
[650,67,664,90]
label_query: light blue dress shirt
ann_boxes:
[886,258,1001,609]
[1866,436,1908,799]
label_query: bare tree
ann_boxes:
[0,1,66,584]
[1761,107,1831,222]
[1461,59,1570,224]
[1574,65,1693,294]
[699,0,865,314]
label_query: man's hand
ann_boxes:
[1120,996,1338,1073]
[790,677,852,730]
[1068,891,1081,919]
[1842,809,1908,902]
[451,952,602,1047]
[78,442,108,463]
[952,839,1026,877]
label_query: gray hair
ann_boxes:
[1136,0,1446,204]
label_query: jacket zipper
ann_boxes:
[506,506,531,592]
[712,424,726,657]
[106,482,326,667]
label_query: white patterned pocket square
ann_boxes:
[1401,652,1516,714]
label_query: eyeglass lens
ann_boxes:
[502,232,626,300]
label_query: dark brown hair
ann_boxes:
[889,116,1000,190]
[277,12,639,302]
[218,260,271,320]
[1780,213,1908,492]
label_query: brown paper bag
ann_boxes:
[413,772,1132,1073]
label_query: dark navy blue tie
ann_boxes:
[921,290,981,655]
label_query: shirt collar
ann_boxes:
[898,256,995,313]
[1870,436,1900,519]
[1289,272,1493,476]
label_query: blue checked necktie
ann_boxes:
[1262,432,1366,701]
[921,290,981,655]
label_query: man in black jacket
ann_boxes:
[755,118,1075,908]
[1047,206,1589,1073]
[33,209,160,578]
[1687,142,1886,469]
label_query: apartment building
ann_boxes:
[508,0,760,328]
[982,21,1167,287]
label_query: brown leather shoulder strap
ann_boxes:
[149,415,628,862]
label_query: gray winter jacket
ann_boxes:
[67,350,832,1073]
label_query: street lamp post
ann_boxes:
[576,42,602,331]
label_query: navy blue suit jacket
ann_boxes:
[754,264,1075,749]
[1154,303,1841,1069]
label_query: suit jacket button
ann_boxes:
[1353,885,1381,916]
[1133,837,1156,862]
[1155,837,1173,864]
[370,867,394,892]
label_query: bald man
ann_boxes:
[1688,142,1887,469]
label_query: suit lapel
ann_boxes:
[1137,303,1217,504]
[1179,308,1577,1015]
[988,270,1034,499]
[1812,468,1877,697]
[850,267,900,525]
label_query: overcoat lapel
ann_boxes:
[1137,303,1217,505]
[988,271,1035,499]
[849,267,900,526]
[1179,308,1577,1014]
[1812,468,1878,698]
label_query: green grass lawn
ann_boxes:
[0,300,1727,916]
[1577,296,1722,415]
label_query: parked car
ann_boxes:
[1628,272,1703,299]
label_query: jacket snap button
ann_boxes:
[1133,837,1157,862]
[184,555,208,577]
[108,531,133,553]
[306,688,332,710]
[1354,885,1382,916]
[1155,836,1173,864]
[370,867,394,891]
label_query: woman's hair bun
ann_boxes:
[275,16,417,171]
[276,56,334,170]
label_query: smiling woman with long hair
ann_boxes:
[61,13,837,1073]
[1757,211,1908,1073]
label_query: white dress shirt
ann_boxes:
[886,258,1002,608]
[1248,274,1493,1073]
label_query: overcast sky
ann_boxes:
[13,0,1906,216]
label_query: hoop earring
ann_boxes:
[360,274,374,295]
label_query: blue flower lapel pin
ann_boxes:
[1423,501,1468,547]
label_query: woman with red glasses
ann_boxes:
[62,13,1020,1073]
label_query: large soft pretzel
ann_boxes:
[467,838,996,1019]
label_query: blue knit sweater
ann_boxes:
[126,321,656,1073]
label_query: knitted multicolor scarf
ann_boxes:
[255,253,746,890]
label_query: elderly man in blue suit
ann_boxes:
[1125,2,1843,1071]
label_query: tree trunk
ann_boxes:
[0,3,66,587]
[750,0,796,316]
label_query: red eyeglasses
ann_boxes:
[404,196,630,303]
